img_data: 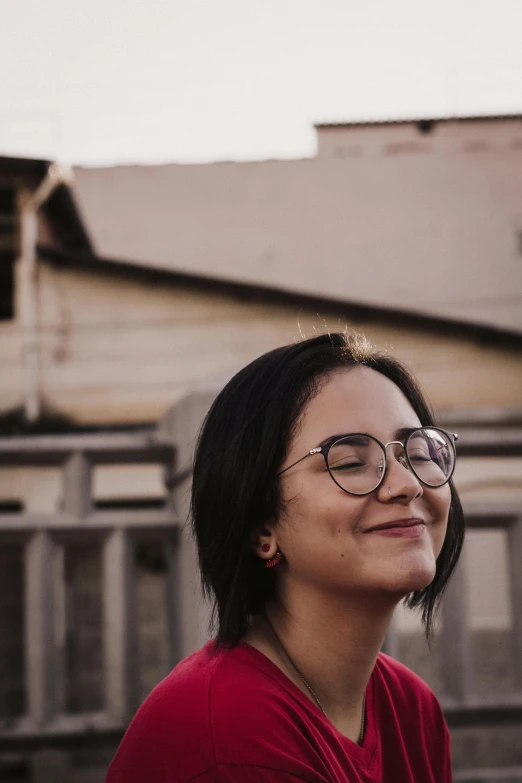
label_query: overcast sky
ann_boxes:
[2,0,522,166]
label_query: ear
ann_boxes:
[250,524,278,563]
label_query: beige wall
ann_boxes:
[316,118,522,158]
[1,260,521,424]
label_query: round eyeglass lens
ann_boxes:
[405,428,455,487]
[326,435,386,495]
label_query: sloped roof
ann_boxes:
[39,243,521,348]
[72,150,522,334]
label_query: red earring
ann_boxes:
[261,543,270,552]
[265,551,282,568]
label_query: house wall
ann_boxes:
[316,118,522,158]
[1,260,521,425]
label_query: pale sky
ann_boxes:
[2,0,522,165]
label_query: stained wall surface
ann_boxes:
[1,260,521,424]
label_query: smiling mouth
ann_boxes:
[364,518,426,535]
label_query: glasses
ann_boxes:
[278,427,458,496]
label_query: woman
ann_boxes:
[106,332,463,783]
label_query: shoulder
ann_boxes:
[134,641,220,734]
[374,652,439,702]
[205,643,344,778]
[106,642,223,781]
[208,643,318,754]
[373,653,447,727]
[371,655,451,781]
[106,642,320,782]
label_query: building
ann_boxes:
[0,115,521,781]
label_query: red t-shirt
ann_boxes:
[105,641,452,783]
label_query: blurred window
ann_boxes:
[463,527,515,695]
[0,544,25,718]
[134,540,171,705]
[0,187,17,321]
[0,500,23,514]
[64,543,104,713]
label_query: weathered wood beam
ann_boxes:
[453,426,522,457]
[0,430,173,466]
[0,511,180,532]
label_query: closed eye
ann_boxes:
[330,461,365,471]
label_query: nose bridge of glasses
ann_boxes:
[384,439,405,452]
[383,440,408,464]
[380,440,413,477]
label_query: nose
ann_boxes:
[377,444,423,503]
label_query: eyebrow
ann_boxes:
[395,426,419,441]
[317,427,419,448]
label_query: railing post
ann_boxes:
[103,528,135,721]
[164,536,182,669]
[158,390,215,659]
[440,559,472,702]
[62,451,91,518]
[508,516,522,690]
[52,543,66,714]
[25,531,61,724]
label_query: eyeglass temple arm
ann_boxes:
[277,447,323,477]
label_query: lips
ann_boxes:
[364,518,425,533]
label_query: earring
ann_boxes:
[261,543,270,552]
[265,550,282,568]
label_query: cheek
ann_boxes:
[437,484,452,518]
[428,485,451,554]
[426,481,451,517]
[277,479,366,549]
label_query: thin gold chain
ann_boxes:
[264,615,366,746]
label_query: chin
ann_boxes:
[382,557,437,596]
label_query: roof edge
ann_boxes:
[315,113,522,129]
[45,183,93,254]
[0,155,93,253]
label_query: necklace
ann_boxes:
[264,615,366,746]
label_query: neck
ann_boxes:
[246,582,397,738]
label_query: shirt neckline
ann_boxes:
[234,639,378,766]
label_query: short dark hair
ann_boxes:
[191,332,464,645]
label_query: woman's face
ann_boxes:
[271,367,451,599]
